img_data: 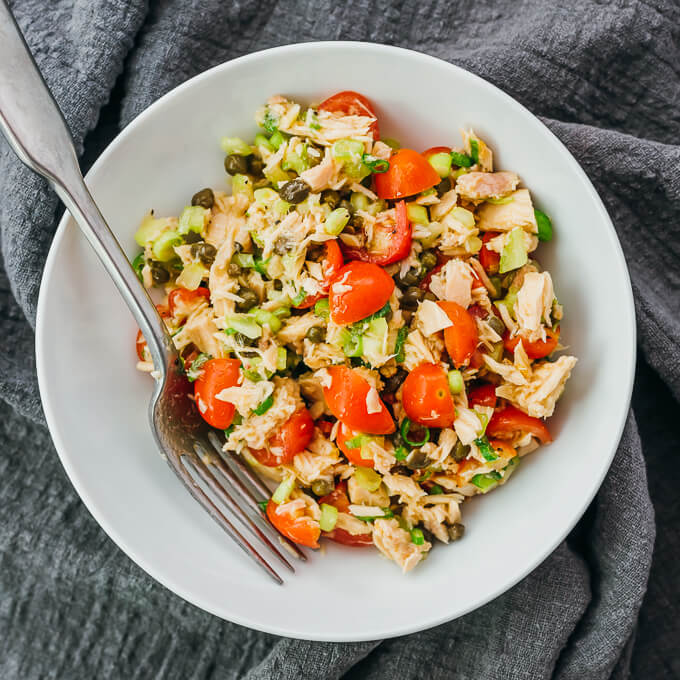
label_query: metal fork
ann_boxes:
[0,2,304,583]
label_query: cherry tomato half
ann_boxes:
[479,232,501,274]
[467,383,497,408]
[343,200,412,266]
[318,90,380,139]
[323,366,395,435]
[329,261,394,325]
[266,499,320,548]
[401,363,455,428]
[135,304,170,361]
[336,423,375,468]
[504,327,560,360]
[296,239,344,308]
[487,405,552,444]
[251,408,315,466]
[168,286,210,320]
[438,301,479,368]
[194,358,241,429]
[374,149,440,200]
[319,482,373,546]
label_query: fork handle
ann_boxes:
[0,1,174,379]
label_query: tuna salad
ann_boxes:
[132,91,577,572]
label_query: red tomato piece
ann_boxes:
[488,438,517,460]
[401,363,455,428]
[438,301,479,368]
[422,146,452,159]
[251,408,315,467]
[322,366,395,435]
[193,358,241,429]
[266,500,320,548]
[328,261,394,325]
[420,253,451,292]
[318,90,379,139]
[135,304,170,361]
[168,286,210,321]
[467,383,497,408]
[343,200,412,266]
[319,482,373,546]
[504,327,560,360]
[336,423,375,468]
[479,232,501,274]
[295,240,344,308]
[487,405,552,444]
[374,149,441,200]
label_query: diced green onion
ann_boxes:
[276,347,287,371]
[291,289,306,306]
[394,445,409,461]
[406,204,429,226]
[355,508,394,522]
[448,369,464,394]
[254,134,274,152]
[185,353,211,382]
[450,151,473,168]
[469,139,479,165]
[262,109,279,134]
[534,209,553,242]
[382,137,401,150]
[319,503,338,532]
[477,411,489,434]
[474,435,498,462]
[257,500,268,512]
[224,313,262,339]
[343,333,363,358]
[273,306,292,319]
[253,395,274,416]
[325,207,351,235]
[220,136,252,156]
[250,308,282,333]
[394,327,408,364]
[271,475,295,504]
[361,153,390,174]
[151,230,182,262]
[344,434,366,449]
[269,130,286,149]
[314,298,330,319]
[499,227,528,274]
[427,152,452,178]
[132,252,145,281]
[471,470,502,493]
[231,174,254,201]
[354,467,382,492]
[429,484,444,495]
[400,418,430,447]
[410,528,425,545]
[486,195,514,205]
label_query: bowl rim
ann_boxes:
[35,40,636,641]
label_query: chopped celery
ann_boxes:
[382,137,401,150]
[264,165,290,185]
[178,206,208,235]
[354,467,382,492]
[319,503,338,532]
[231,174,254,202]
[132,252,145,281]
[314,298,330,319]
[497,289,519,320]
[448,369,464,394]
[345,434,370,449]
[291,289,306,306]
[324,207,350,235]
[394,327,408,363]
[486,195,514,205]
[250,308,282,333]
[282,144,309,174]
[451,207,475,228]
[271,475,295,504]
[534,208,553,242]
[343,333,363,358]
[233,252,255,269]
[450,150,473,168]
[269,130,286,149]
[410,528,425,545]
[175,263,206,290]
[361,154,389,174]
[427,152,452,178]
[419,221,445,248]
[224,313,262,339]
[453,167,469,178]
[499,228,528,274]
[469,139,479,165]
[503,456,520,481]
[471,470,502,493]
[332,138,364,160]
[273,199,291,216]
[350,192,370,212]
[253,395,274,416]
[401,418,430,447]
[406,203,429,226]
[254,187,279,204]
[366,198,387,216]
[273,306,292,319]
[151,230,182,261]
[276,347,287,371]
[362,317,389,367]
[465,235,483,254]
[253,257,269,276]
[220,136,252,156]
[254,133,274,151]
[250,230,265,248]
[355,508,394,522]
[474,435,498,462]
[134,213,171,246]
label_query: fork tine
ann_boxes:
[189,448,295,573]
[177,455,283,584]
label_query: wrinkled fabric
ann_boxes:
[0,0,678,678]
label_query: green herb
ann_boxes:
[534,208,553,242]
[262,108,279,134]
[361,153,390,174]
[469,139,479,165]
[253,257,269,276]
[252,395,274,416]
[471,470,502,493]
[257,500,269,512]
[410,528,425,545]
[474,435,498,461]
[429,485,444,495]
[394,327,408,364]
[401,418,430,447]
[185,353,211,382]
[395,445,409,461]
[132,252,145,281]
[450,150,473,168]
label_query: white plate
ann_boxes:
[36,42,635,641]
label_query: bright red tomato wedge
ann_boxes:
[323,366,395,435]
[328,261,394,325]
[266,500,320,548]
[438,301,479,368]
[401,363,455,428]
[487,405,552,444]
[467,383,497,408]
[318,90,379,139]
[168,286,210,319]
[251,408,315,466]
[296,239,344,308]
[504,327,560,360]
[319,482,373,546]
[479,232,501,274]
[194,358,241,429]
[336,423,375,468]
[374,149,440,199]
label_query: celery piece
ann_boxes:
[354,467,382,492]
[291,289,306,307]
[254,134,274,152]
[448,369,464,394]
[406,203,429,226]
[253,395,274,416]
[151,230,182,261]
[332,138,364,161]
[314,298,330,319]
[450,151,473,168]
[499,228,528,274]
[471,470,502,493]
[264,164,290,186]
[220,136,252,156]
[175,263,206,290]
[250,308,282,333]
[362,317,388,367]
[135,214,171,246]
[282,144,309,174]
[350,192,370,212]
[269,130,286,149]
[324,207,350,235]
[273,306,292,319]
[233,252,255,269]
[343,333,363,358]
[254,187,279,204]
[486,195,514,205]
[366,198,387,216]
[534,209,553,242]
[451,206,475,228]
[410,528,425,545]
[427,152,452,178]
[271,475,296,504]
[224,313,262,339]
[231,174,254,202]
[474,435,498,462]
[319,503,338,531]
[276,347,287,371]
[178,206,208,235]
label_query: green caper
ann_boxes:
[421,250,438,271]
[406,449,431,470]
[190,242,217,267]
[247,155,265,177]
[436,177,451,197]
[401,286,425,310]
[489,341,504,362]
[191,188,214,209]
[311,479,334,497]
[423,291,437,302]
[452,440,470,462]
[286,351,301,371]
[489,276,503,299]
[227,263,242,277]
[306,326,326,343]
[273,279,283,291]
[274,236,291,256]
[306,244,325,261]
[183,231,202,245]
[236,287,258,312]
[150,263,170,284]
[279,178,311,204]
[321,189,341,210]
[339,199,354,214]
[224,154,249,175]
[488,315,505,336]
[349,214,364,231]
[233,332,255,347]
[398,267,422,288]
[383,369,407,394]
[448,523,465,541]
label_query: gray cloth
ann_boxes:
[0,0,678,678]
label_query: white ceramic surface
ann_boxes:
[35,42,635,641]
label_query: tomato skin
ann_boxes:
[374,149,441,199]
[319,482,373,546]
[479,232,501,274]
[420,253,451,292]
[136,304,170,361]
[318,481,351,513]
[328,261,395,325]
[401,363,455,428]
[488,438,517,460]
[487,405,552,444]
[438,301,479,368]
[323,366,395,435]
[504,327,560,360]
[266,500,320,548]
[343,200,412,266]
[251,408,315,466]
[468,383,497,408]
[296,240,344,308]
[336,423,375,468]
[318,90,379,139]
[194,358,241,429]
[168,287,210,318]
[422,146,452,159]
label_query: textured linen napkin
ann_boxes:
[1,1,678,678]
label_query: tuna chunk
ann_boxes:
[476,189,538,233]
[372,518,431,572]
[514,271,554,342]
[456,171,519,201]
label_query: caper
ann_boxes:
[488,315,505,336]
[339,199,354,214]
[150,263,170,284]
[489,276,503,299]
[452,440,470,462]
[236,287,258,312]
[183,230,202,245]
[279,178,311,204]
[311,479,334,497]
[321,189,340,210]
[306,244,325,261]
[489,341,504,362]
[383,369,407,394]
[306,326,326,343]
[423,291,437,302]
[224,154,249,175]
[274,236,291,256]
[421,250,438,271]
[233,332,255,347]
[285,351,301,371]
[406,449,431,470]
[190,242,216,267]
[398,267,421,288]
[361,174,373,188]
[247,155,265,177]
[273,279,283,291]
[435,177,451,197]
[349,214,364,231]
[448,523,465,542]
[401,286,425,310]
[227,263,242,277]
[191,188,214,209]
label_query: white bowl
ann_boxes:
[35,42,635,641]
